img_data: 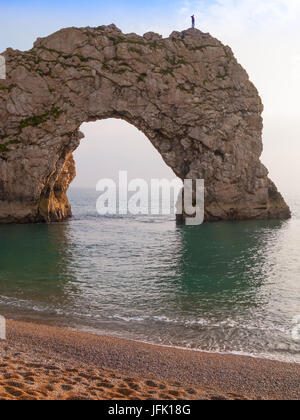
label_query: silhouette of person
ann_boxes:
[191,15,195,29]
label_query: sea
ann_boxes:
[0,187,299,363]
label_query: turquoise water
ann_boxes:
[0,188,299,363]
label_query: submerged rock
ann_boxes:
[0,25,290,223]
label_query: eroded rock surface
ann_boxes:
[0,25,290,223]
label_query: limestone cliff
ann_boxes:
[0,25,290,223]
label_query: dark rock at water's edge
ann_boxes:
[0,24,291,223]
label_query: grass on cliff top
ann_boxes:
[177,83,195,94]
[165,55,188,66]
[0,139,19,153]
[19,106,64,130]
[107,36,160,50]
[0,84,16,92]
[108,36,145,46]
[160,68,174,76]
[137,73,147,82]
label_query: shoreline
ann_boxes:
[5,313,299,365]
[70,326,299,366]
[0,319,299,400]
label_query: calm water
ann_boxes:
[0,188,299,363]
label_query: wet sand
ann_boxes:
[0,319,299,400]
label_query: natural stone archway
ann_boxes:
[0,25,290,223]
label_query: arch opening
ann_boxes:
[72,118,179,187]
[65,118,182,220]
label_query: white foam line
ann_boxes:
[69,325,300,365]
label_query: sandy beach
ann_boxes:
[0,319,298,400]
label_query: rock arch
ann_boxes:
[0,25,290,223]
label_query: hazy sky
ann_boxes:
[1,1,299,195]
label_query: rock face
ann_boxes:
[0,25,290,223]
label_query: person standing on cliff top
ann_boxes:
[191,15,195,28]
